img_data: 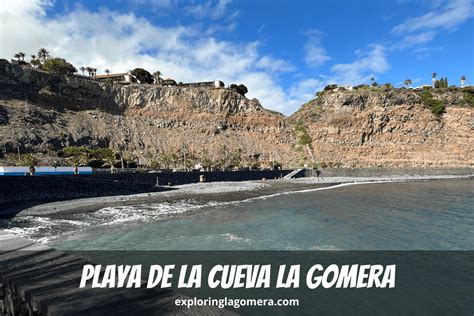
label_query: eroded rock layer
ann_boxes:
[0,59,472,168]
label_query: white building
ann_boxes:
[0,166,93,176]
[336,85,353,91]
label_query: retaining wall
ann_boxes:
[0,170,293,217]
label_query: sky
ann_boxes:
[0,0,473,115]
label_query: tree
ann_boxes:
[131,68,154,84]
[159,152,173,169]
[99,149,116,174]
[18,52,25,61]
[179,144,189,171]
[404,79,412,88]
[229,84,249,95]
[37,48,50,63]
[199,148,212,171]
[80,66,86,76]
[42,58,77,75]
[86,67,93,77]
[432,72,437,88]
[153,70,161,84]
[370,77,375,84]
[237,84,248,95]
[62,146,88,174]
[30,55,40,68]
[105,69,110,77]
[219,144,230,171]
[31,59,41,68]
[14,53,21,61]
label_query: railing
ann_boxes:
[283,168,303,179]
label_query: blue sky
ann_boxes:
[1,0,473,114]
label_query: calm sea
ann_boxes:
[2,178,472,251]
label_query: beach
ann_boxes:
[9,173,472,218]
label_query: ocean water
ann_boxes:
[2,179,473,250]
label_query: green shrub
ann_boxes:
[293,122,313,148]
[420,91,446,116]
[463,89,474,107]
[324,84,338,91]
[42,58,77,75]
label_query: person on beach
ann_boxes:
[315,169,324,182]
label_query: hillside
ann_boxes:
[291,88,474,167]
[0,59,297,169]
[0,59,473,169]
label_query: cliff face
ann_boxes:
[0,60,296,168]
[0,59,473,169]
[291,89,474,167]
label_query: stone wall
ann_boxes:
[303,167,474,177]
[0,170,293,217]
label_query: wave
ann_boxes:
[2,180,397,244]
[221,233,252,243]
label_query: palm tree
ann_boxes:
[85,67,92,77]
[153,70,161,84]
[68,156,85,175]
[370,77,375,84]
[432,72,437,88]
[219,144,230,171]
[199,148,212,171]
[105,69,110,77]
[80,66,86,76]
[101,149,116,174]
[14,53,21,61]
[30,54,40,68]
[460,75,466,87]
[18,52,25,61]
[37,48,50,63]
[404,79,412,88]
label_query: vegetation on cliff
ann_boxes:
[419,91,446,116]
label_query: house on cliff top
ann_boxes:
[95,72,137,83]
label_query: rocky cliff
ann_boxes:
[0,59,296,168]
[0,59,473,168]
[291,88,473,167]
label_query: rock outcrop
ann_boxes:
[291,89,473,167]
[0,60,295,168]
[0,59,472,168]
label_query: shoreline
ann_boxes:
[10,174,473,218]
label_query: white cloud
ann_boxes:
[288,78,324,103]
[392,0,474,33]
[127,0,175,7]
[256,56,294,73]
[390,0,473,56]
[330,44,390,85]
[303,29,330,67]
[0,0,315,115]
[186,0,233,19]
[392,31,436,49]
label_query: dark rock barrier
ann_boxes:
[0,170,293,218]
[303,167,474,177]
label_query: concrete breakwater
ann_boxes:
[302,167,474,177]
[0,230,232,316]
